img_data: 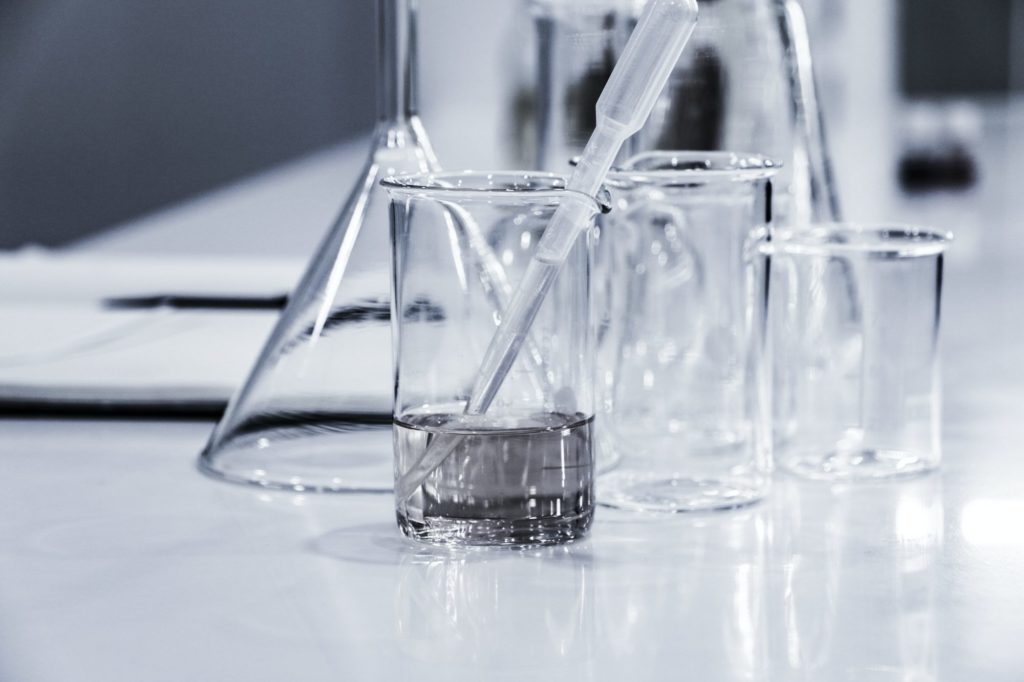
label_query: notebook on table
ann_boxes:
[0,252,302,417]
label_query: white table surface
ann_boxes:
[4,110,1024,680]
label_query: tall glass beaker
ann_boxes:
[198,0,437,492]
[765,225,950,481]
[385,172,600,545]
[596,151,776,511]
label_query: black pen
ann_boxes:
[103,294,289,311]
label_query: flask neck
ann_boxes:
[377,0,420,123]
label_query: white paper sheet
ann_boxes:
[0,252,305,413]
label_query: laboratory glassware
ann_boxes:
[764,225,951,480]
[597,151,776,512]
[392,0,699,504]
[528,0,840,227]
[385,171,603,546]
[529,0,635,171]
[199,0,437,492]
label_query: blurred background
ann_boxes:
[1,0,1022,249]
[0,0,375,248]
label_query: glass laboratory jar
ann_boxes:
[764,225,951,480]
[596,152,777,511]
[384,172,602,546]
[527,0,839,226]
[528,0,634,171]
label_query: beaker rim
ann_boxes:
[607,151,781,186]
[381,171,610,212]
[758,223,954,258]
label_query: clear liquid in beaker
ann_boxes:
[395,411,595,546]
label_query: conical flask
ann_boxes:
[199,0,437,492]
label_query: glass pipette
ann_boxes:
[396,0,700,501]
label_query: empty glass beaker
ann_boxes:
[384,171,601,546]
[527,0,839,226]
[596,151,777,512]
[764,225,951,480]
[198,0,437,492]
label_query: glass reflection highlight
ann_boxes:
[769,477,943,681]
[394,546,593,672]
[961,500,1024,547]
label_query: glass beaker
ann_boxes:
[528,0,839,226]
[384,171,601,546]
[529,0,634,171]
[596,151,777,512]
[764,225,951,481]
[198,0,437,492]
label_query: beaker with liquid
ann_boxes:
[384,172,602,546]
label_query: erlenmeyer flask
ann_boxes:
[528,0,840,225]
[198,0,437,492]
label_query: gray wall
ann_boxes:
[3,0,1021,250]
[0,0,376,248]
[900,0,1015,96]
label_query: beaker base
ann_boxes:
[778,448,938,482]
[598,471,766,512]
[396,510,593,547]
